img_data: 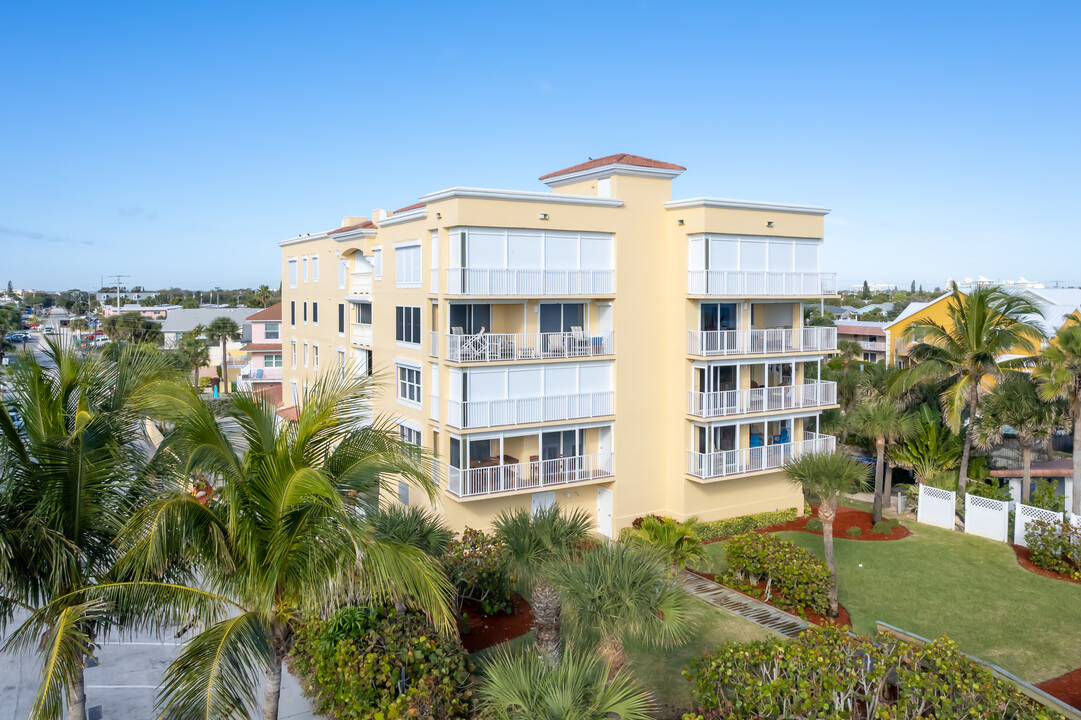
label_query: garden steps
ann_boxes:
[678,570,810,639]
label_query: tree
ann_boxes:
[623,515,705,570]
[174,325,209,387]
[861,280,871,300]
[890,404,963,483]
[69,317,89,336]
[255,284,272,308]
[6,280,12,296]
[492,505,591,665]
[911,280,917,293]
[0,339,180,720]
[204,316,241,393]
[837,339,864,371]
[976,373,1062,503]
[121,371,453,720]
[370,504,453,558]
[896,286,1044,495]
[475,648,653,720]
[783,451,871,618]
[1035,321,1081,514]
[101,313,164,345]
[547,543,698,672]
[849,398,917,522]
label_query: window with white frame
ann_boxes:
[312,302,318,325]
[397,480,409,505]
[338,259,347,288]
[303,302,307,323]
[290,341,297,368]
[397,364,421,405]
[288,259,298,288]
[302,256,308,282]
[399,424,422,447]
[395,306,421,345]
[338,349,346,379]
[311,255,319,281]
[313,344,319,369]
[372,247,383,279]
[355,302,372,324]
[291,380,298,406]
[337,303,345,335]
[395,243,422,287]
[303,342,308,367]
[264,323,279,340]
[265,354,283,368]
[290,301,296,327]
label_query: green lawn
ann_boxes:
[697,523,1081,683]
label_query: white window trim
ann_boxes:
[302,256,308,282]
[396,362,422,408]
[290,340,297,369]
[338,258,347,289]
[311,254,319,281]
[313,344,320,370]
[372,246,383,279]
[287,257,298,289]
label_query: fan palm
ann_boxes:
[837,339,864,370]
[118,370,453,720]
[783,452,871,617]
[474,647,653,720]
[370,504,453,558]
[492,505,591,665]
[1034,322,1081,513]
[895,286,1044,494]
[175,325,209,388]
[547,543,698,672]
[204,316,241,393]
[623,515,705,570]
[849,398,917,522]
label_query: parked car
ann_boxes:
[5,333,29,344]
[43,326,58,335]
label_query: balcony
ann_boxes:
[688,271,837,296]
[448,452,614,498]
[447,391,614,429]
[688,327,836,357]
[350,271,372,295]
[687,432,836,480]
[447,331,614,363]
[688,381,836,419]
[855,340,887,352]
[446,268,614,296]
[238,365,282,382]
[351,323,372,346]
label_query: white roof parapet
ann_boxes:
[666,197,831,215]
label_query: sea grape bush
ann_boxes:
[720,532,830,615]
[695,508,798,541]
[1025,519,1081,580]
[443,527,516,615]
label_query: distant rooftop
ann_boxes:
[539,153,686,181]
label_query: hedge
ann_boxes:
[683,626,1063,719]
[721,532,830,615]
[1026,519,1081,581]
[444,528,516,615]
[695,508,799,541]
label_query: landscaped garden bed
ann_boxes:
[458,592,534,653]
[709,504,911,542]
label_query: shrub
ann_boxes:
[444,527,516,615]
[630,513,668,529]
[683,627,1061,719]
[888,517,901,529]
[967,479,1012,501]
[1031,480,1066,512]
[290,605,472,720]
[623,515,705,568]
[696,508,798,541]
[804,517,823,532]
[197,376,213,388]
[1025,519,1081,580]
[872,520,893,534]
[846,526,863,536]
[720,532,829,615]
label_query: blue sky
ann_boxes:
[1,1,1078,292]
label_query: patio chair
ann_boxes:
[546,333,565,357]
[254,368,264,379]
[570,326,588,355]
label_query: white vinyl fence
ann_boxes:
[917,485,956,530]
[1014,503,1064,547]
[963,494,1011,543]
[1071,512,1081,530]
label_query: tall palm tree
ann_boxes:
[547,543,698,672]
[1035,322,1081,514]
[783,451,871,618]
[174,325,209,388]
[120,371,453,720]
[204,316,240,393]
[492,505,591,665]
[837,339,864,370]
[0,338,179,720]
[896,286,1044,494]
[255,284,272,308]
[976,373,1062,503]
[849,398,917,522]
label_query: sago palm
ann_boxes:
[204,316,240,393]
[849,398,917,522]
[371,504,453,558]
[623,515,705,570]
[783,451,871,618]
[547,543,698,672]
[474,648,653,720]
[1034,321,1081,514]
[119,370,453,720]
[492,505,591,665]
[896,286,1044,494]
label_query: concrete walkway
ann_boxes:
[679,570,810,638]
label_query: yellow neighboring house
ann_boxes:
[278,153,841,536]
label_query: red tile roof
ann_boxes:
[277,405,299,422]
[393,202,426,213]
[246,303,281,322]
[539,153,686,181]
[835,324,886,337]
[254,384,283,407]
[239,342,282,352]
[328,220,377,235]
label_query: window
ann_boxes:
[312,302,319,325]
[398,365,421,404]
[338,303,345,334]
[290,302,296,327]
[338,259,347,288]
[397,481,409,505]
[264,323,280,340]
[313,345,319,369]
[311,255,319,281]
[395,243,422,287]
[338,349,346,379]
[355,302,372,324]
[265,354,283,368]
[302,257,308,282]
[303,342,308,367]
[372,247,383,279]
[303,302,308,323]
[400,424,422,446]
[291,380,298,406]
[288,259,298,288]
[291,341,297,369]
[395,306,421,345]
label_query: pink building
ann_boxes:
[239,303,283,403]
[835,320,888,363]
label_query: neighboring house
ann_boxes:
[835,320,888,362]
[813,304,858,320]
[854,302,894,317]
[96,291,154,304]
[278,152,841,537]
[161,307,254,388]
[100,304,181,319]
[238,303,283,402]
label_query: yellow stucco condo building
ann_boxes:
[278,153,840,536]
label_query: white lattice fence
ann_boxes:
[917,485,956,530]
[1070,512,1081,531]
[1014,503,1064,547]
[964,494,1010,543]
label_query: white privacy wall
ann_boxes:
[917,484,956,530]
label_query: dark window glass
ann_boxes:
[338,303,345,333]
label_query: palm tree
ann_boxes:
[0,338,179,720]
[548,543,698,672]
[204,316,240,393]
[783,451,871,618]
[623,515,705,570]
[69,317,89,337]
[120,370,453,720]
[896,286,1044,495]
[371,504,453,557]
[837,339,864,370]
[1035,322,1081,514]
[492,505,592,665]
[255,284,272,308]
[475,648,653,720]
[976,373,1061,503]
[849,398,917,522]
[889,403,963,484]
[174,325,209,388]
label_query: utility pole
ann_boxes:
[109,274,130,314]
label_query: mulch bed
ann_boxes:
[1010,544,1081,586]
[702,506,910,544]
[1037,667,1081,708]
[688,568,852,628]
[457,593,534,653]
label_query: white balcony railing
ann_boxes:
[688,271,837,296]
[855,340,887,352]
[351,323,372,346]
[449,452,614,498]
[447,331,615,363]
[351,272,372,295]
[688,327,837,356]
[239,366,282,382]
[687,432,837,479]
[446,268,614,296]
[447,390,614,429]
[688,381,837,418]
